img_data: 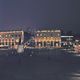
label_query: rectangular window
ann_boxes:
[12,42,14,46]
[1,42,4,45]
[37,34,39,36]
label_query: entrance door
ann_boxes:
[54,42,59,47]
[46,41,51,48]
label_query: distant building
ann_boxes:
[23,31,35,48]
[34,30,61,48]
[0,30,24,49]
[61,36,74,49]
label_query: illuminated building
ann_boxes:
[34,30,61,48]
[61,36,74,49]
[0,30,24,49]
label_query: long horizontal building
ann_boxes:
[0,30,24,49]
[34,30,61,48]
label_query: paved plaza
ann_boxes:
[0,49,80,80]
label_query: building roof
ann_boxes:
[61,36,74,38]
[36,30,61,33]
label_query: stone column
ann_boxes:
[53,41,54,47]
[59,41,61,47]
[42,41,44,48]
[35,42,37,48]
[4,39,6,45]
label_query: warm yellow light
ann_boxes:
[16,39,19,42]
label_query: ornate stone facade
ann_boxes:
[34,30,61,48]
[0,30,24,49]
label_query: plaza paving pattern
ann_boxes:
[0,49,80,80]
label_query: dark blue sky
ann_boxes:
[0,0,80,32]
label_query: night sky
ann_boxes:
[0,0,80,33]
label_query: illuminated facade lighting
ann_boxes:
[34,30,61,48]
[0,30,24,49]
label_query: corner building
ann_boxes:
[0,30,24,49]
[34,30,61,48]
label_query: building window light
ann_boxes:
[40,34,42,36]
[9,34,11,37]
[2,35,4,38]
[0,35,1,37]
[58,34,60,36]
[6,35,8,37]
[37,34,39,36]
